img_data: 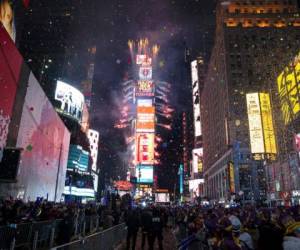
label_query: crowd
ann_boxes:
[172,204,300,250]
[0,196,125,245]
[123,204,300,250]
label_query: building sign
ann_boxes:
[55,81,84,122]
[191,60,202,137]
[136,133,154,165]
[136,80,154,97]
[136,54,152,66]
[192,148,203,174]
[136,106,155,132]
[294,133,300,152]
[247,93,265,154]
[259,93,277,154]
[228,161,235,193]
[136,165,153,183]
[139,67,152,80]
[277,61,300,125]
[246,92,277,157]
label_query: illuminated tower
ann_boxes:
[116,39,172,195]
[202,0,300,202]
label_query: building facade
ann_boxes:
[202,0,300,203]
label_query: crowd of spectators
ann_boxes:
[172,204,300,250]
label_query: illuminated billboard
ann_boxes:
[136,106,155,132]
[247,93,277,156]
[88,129,99,172]
[136,165,153,183]
[67,145,89,172]
[137,99,152,107]
[136,55,152,66]
[246,93,265,154]
[0,0,15,41]
[277,62,300,125]
[192,148,203,174]
[191,60,202,137]
[136,133,154,165]
[259,93,277,154]
[228,162,235,193]
[0,24,23,160]
[55,81,84,121]
[139,67,152,80]
[136,80,154,97]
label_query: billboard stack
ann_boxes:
[135,54,155,189]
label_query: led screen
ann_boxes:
[67,145,89,171]
[136,106,155,132]
[155,193,170,203]
[55,81,84,121]
[136,133,154,165]
[246,93,265,153]
[136,80,154,97]
[139,67,152,80]
[136,165,153,183]
[192,148,203,173]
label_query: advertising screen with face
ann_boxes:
[55,81,84,121]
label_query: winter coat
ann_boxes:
[283,236,300,250]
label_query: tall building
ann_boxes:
[202,0,300,203]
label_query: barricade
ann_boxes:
[51,223,127,250]
[0,215,121,250]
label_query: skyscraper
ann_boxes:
[202,0,300,202]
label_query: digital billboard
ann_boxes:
[246,93,265,154]
[0,0,15,41]
[192,148,203,174]
[136,106,155,132]
[55,81,84,121]
[67,145,89,172]
[0,24,23,161]
[139,67,152,80]
[155,193,170,203]
[16,73,70,201]
[228,162,235,193]
[191,60,202,137]
[136,133,154,165]
[137,99,152,107]
[136,80,154,97]
[88,129,99,172]
[247,93,277,156]
[259,93,277,154]
[136,55,152,66]
[277,61,300,125]
[136,165,153,183]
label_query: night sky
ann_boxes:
[89,0,216,189]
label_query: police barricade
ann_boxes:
[51,223,127,250]
[0,216,102,250]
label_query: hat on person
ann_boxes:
[285,221,300,235]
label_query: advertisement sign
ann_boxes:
[0,0,15,41]
[155,193,170,203]
[136,80,154,97]
[277,62,300,125]
[137,99,152,107]
[188,179,204,195]
[136,106,155,132]
[246,93,265,154]
[192,148,203,173]
[88,129,99,172]
[136,55,152,66]
[139,67,152,80]
[136,165,153,183]
[55,81,84,121]
[0,24,23,161]
[191,60,202,137]
[228,161,235,193]
[259,93,277,154]
[67,145,89,172]
[136,133,154,165]
[294,134,300,152]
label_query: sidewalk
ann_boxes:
[116,228,177,250]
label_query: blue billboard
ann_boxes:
[67,145,89,171]
[136,165,153,183]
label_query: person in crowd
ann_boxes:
[125,208,140,250]
[283,221,300,250]
[149,208,164,250]
[141,207,153,249]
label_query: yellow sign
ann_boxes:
[259,93,277,154]
[277,62,300,125]
[228,162,235,193]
